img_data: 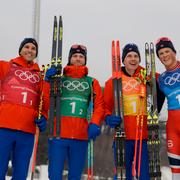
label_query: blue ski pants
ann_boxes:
[113,139,150,180]
[0,128,34,180]
[48,138,88,180]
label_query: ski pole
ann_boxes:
[87,139,94,180]
[137,85,146,177]
[132,72,146,179]
[87,83,94,180]
[31,127,39,180]
[132,113,140,179]
[31,65,46,180]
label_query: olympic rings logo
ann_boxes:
[62,80,89,91]
[15,70,40,83]
[123,79,140,91]
[164,73,180,86]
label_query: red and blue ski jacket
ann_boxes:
[0,56,49,134]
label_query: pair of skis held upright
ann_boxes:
[112,41,161,179]
[48,16,63,138]
[145,43,161,180]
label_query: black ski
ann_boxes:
[145,42,161,179]
[49,16,63,138]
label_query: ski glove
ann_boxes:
[45,67,57,81]
[105,115,122,128]
[88,123,101,141]
[35,115,47,132]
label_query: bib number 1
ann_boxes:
[70,102,83,115]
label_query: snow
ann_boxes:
[6,165,172,180]
[161,166,172,180]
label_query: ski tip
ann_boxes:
[116,40,119,46]
[145,42,149,50]
[150,42,154,49]
[112,40,120,47]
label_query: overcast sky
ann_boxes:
[0,0,180,86]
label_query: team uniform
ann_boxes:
[48,65,104,180]
[0,56,49,179]
[158,62,180,174]
[104,66,150,180]
[104,62,165,180]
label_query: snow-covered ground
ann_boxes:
[6,165,172,180]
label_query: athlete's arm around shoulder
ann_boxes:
[0,60,11,78]
[91,78,104,126]
[104,77,114,116]
[155,72,165,113]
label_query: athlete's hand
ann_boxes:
[88,123,101,141]
[35,115,47,132]
[45,67,57,81]
[105,115,122,128]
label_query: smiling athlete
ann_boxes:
[46,44,104,180]
[156,37,180,180]
[104,43,165,180]
[0,38,49,180]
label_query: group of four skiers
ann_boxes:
[0,37,179,180]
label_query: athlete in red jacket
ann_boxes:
[0,38,49,180]
[104,43,165,180]
[46,44,104,180]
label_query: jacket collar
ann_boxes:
[10,56,39,71]
[63,65,88,78]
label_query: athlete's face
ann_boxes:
[70,53,86,66]
[20,43,37,62]
[158,48,177,70]
[123,51,140,75]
